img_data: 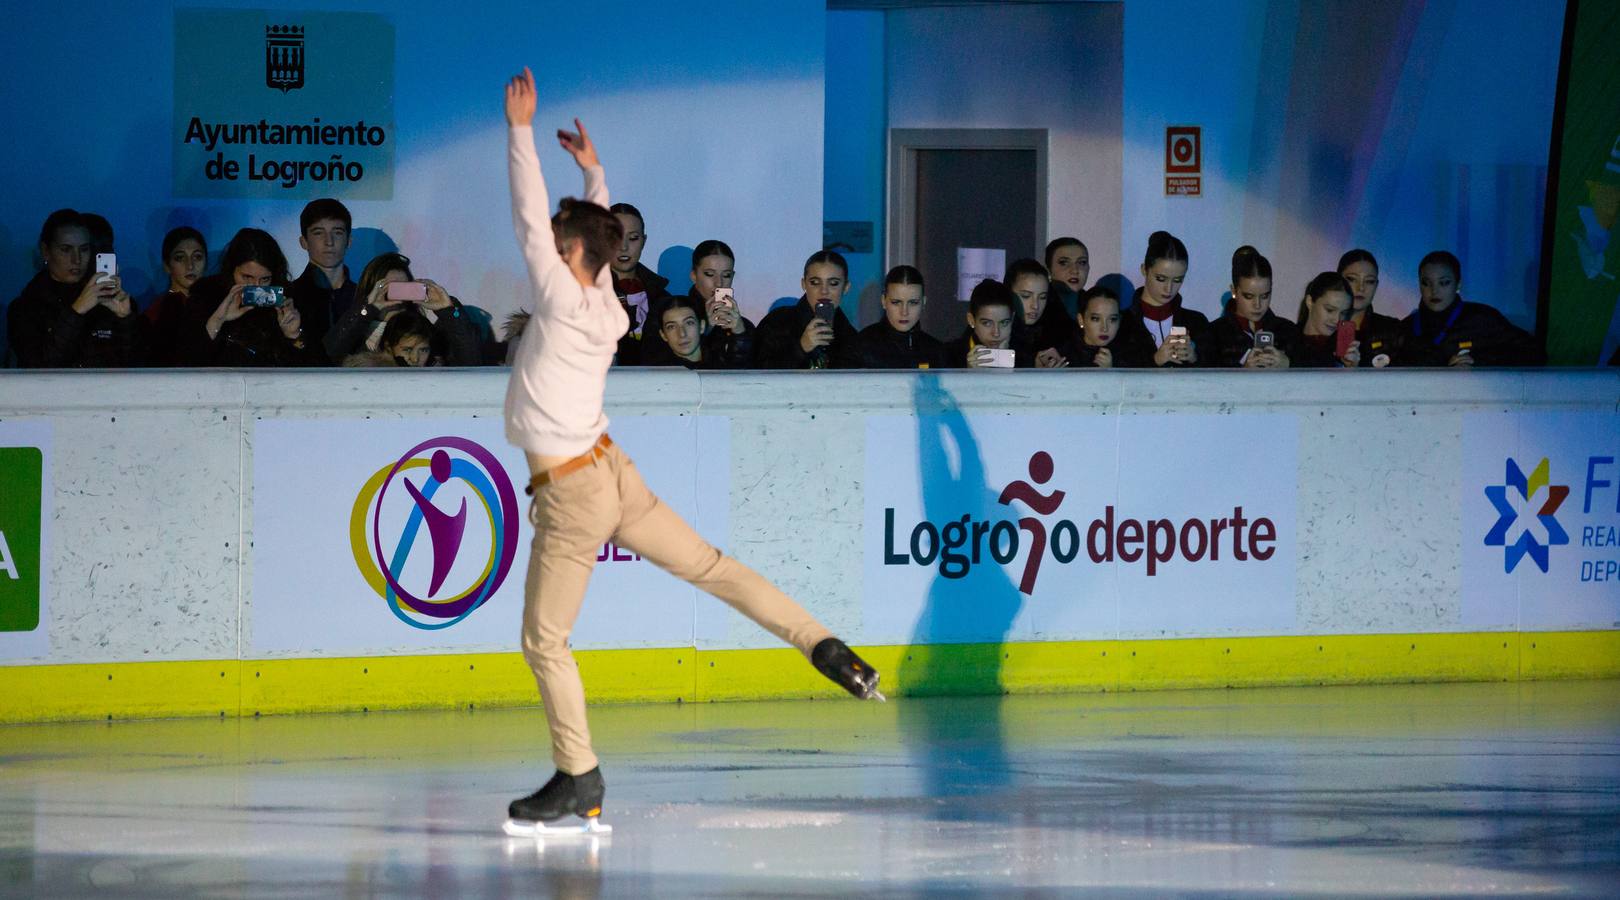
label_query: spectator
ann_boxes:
[1007,257,1076,368]
[856,264,942,369]
[1209,246,1299,369]
[1337,249,1402,367]
[943,279,1031,369]
[187,228,324,367]
[681,239,755,365]
[1120,231,1208,367]
[641,292,753,369]
[1396,251,1543,367]
[606,202,670,365]
[144,226,208,367]
[1045,237,1090,319]
[285,198,356,349]
[8,208,142,368]
[1064,284,1145,368]
[754,249,861,369]
[354,306,478,367]
[324,252,474,364]
[1294,272,1362,368]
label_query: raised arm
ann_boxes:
[556,118,608,208]
[506,67,566,303]
[556,118,617,293]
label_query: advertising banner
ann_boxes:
[1462,411,1620,630]
[0,421,51,660]
[251,416,728,655]
[862,409,1298,644]
[173,8,395,200]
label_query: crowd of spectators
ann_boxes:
[6,199,1564,371]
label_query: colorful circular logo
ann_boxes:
[349,437,519,630]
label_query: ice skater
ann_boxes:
[498,67,882,836]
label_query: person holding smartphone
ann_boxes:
[1119,231,1209,368]
[1395,251,1543,367]
[1007,258,1077,368]
[681,239,756,366]
[1209,246,1299,369]
[499,67,880,833]
[754,249,862,369]
[1293,272,1362,368]
[7,208,143,368]
[856,264,943,368]
[640,292,753,369]
[183,228,323,367]
[943,279,1031,369]
[1337,249,1402,367]
[322,252,475,365]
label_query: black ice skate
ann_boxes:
[812,638,885,701]
[502,767,612,836]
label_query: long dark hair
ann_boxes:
[219,228,290,286]
[1296,271,1353,325]
[1142,230,1189,269]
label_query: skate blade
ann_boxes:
[502,817,612,837]
[868,689,886,702]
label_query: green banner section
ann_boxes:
[1545,0,1620,366]
[0,448,43,632]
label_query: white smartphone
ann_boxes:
[982,348,1016,368]
[95,253,117,282]
[1169,325,1189,344]
[711,287,735,309]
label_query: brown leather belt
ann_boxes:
[525,434,614,495]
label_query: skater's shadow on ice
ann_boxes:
[896,376,1017,807]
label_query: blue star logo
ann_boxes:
[1484,458,1569,574]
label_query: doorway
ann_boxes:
[888,129,1047,341]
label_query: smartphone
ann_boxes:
[982,348,1016,368]
[1335,321,1356,358]
[387,281,428,302]
[1255,330,1275,350]
[242,285,285,308]
[95,253,117,283]
[814,300,836,326]
[1168,325,1189,344]
[711,287,735,310]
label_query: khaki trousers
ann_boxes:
[521,437,832,774]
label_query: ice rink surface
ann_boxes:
[1,680,1617,898]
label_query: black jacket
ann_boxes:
[754,297,861,369]
[1395,300,1544,367]
[143,289,207,367]
[7,271,143,368]
[856,320,944,369]
[1208,309,1303,368]
[1353,309,1404,368]
[1059,332,1149,368]
[286,264,356,351]
[186,274,327,367]
[324,296,482,366]
[1023,295,1079,355]
[1118,291,1212,367]
[641,297,756,370]
[940,329,1034,369]
[611,263,671,366]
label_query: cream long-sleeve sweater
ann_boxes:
[502,126,630,457]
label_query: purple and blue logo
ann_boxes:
[1484,457,1570,574]
[349,437,519,629]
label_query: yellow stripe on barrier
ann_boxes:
[1,631,1615,724]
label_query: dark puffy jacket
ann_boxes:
[754,297,862,369]
[7,271,143,368]
[856,320,944,369]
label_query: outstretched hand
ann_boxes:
[505,67,536,127]
[556,118,599,170]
